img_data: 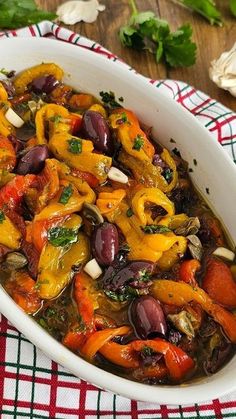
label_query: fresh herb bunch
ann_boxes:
[0,0,56,29]
[174,0,223,26]
[119,0,197,68]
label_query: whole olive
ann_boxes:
[129,295,167,339]
[81,110,113,155]
[92,222,119,265]
[29,75,59,94]
[16,145,49,175]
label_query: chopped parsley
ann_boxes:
[133,134,144,151]
[126,207,134,217]
[49,114,62,124]
[163,167,173,182]
[141,224,171,234]
[47,227,78,247]
[142,346,154,357]
[68,138,82,154]
[99,91,122,109]
[59,184,73,205]
[0,210,5,223]
[104,286,138,302]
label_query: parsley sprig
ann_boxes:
[119,0,197,68]
[174,0,223,26]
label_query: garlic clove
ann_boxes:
[57,0,105,25]
[108,167,129,184]
[209,42,236,97]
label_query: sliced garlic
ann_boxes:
[57,0,105,25]
[209,42,236,97]
[5,108,24,128]
[213,247,235,262]
[84,258,102,279]
[108,167,128,184]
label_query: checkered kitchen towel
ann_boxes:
[0,20,236,419]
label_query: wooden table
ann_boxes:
[39,0,236,111]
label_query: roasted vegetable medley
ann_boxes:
[0,63,236,385]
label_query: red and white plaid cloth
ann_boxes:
[0,20,236,419]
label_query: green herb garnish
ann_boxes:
[119,1,197,68]
[142,346,154,357]
[99,91,122,109]
[68,138,82,154]
[163,168,173,182]
[49,115,62,125]
[48,226,78,247]
[230,0,236,16]
[0,210,5,224]
[141,224,171,234]
[126,208,134,217]
[59,184,73,205]
[0,0,57,29]
[175,0,223,26]
[133,134,144,151]
[104,287,138,302]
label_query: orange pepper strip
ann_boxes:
[0,134,16,171]
[63,330,86,351]
[131,339,194,380]
[5,272,41,315]
[179,259,200,287]
[110,109,155,161]
[80,326,131,361]
[99,341,139,368]
[96,189,126,215]
[69,94,94,110]
[151,280,236,343]
[74,272,96,329]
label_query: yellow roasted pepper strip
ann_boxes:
[151,280,236,343]
[158,214,188,229]
[132,187,174,225]
[0,212,21,249]
[119,149,177,193]
[35,177,95,221]
[110,109,155,161]
[35,104,71,144]
[0,83,8,101]
[37,215,89,299]
[96,189,126,215]
[14,63,64,94]
[0,103,15,137]
[49,132,112,184]
[156,238,187,270]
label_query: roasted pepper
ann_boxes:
[132,187,174,225]
[35,104,71,144]
[96,189,126,215]
[0,174,36,210]
[151,279,236,343]
[35,178,95,221]
[119,149,177,193]
[0,211,21,249]
[74,272,100,329]
[0,82,8,101]
[110,109,155,161]
[0,134,16,171]
[49,131,112,184]
[5,272,41,315]
[36,215,89,299]
[14,63,64,94]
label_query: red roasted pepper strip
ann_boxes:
[69,114,82,135]
[202,257,236,308]
[99,341,139,368]
[0,134,16,171]
[80,326,131,361]
[71,168,99,188]
[5,272,41,315]
[131,339,194,380]
[179,259,200,287]
[0,174,36,210]
[31,216,67,252]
